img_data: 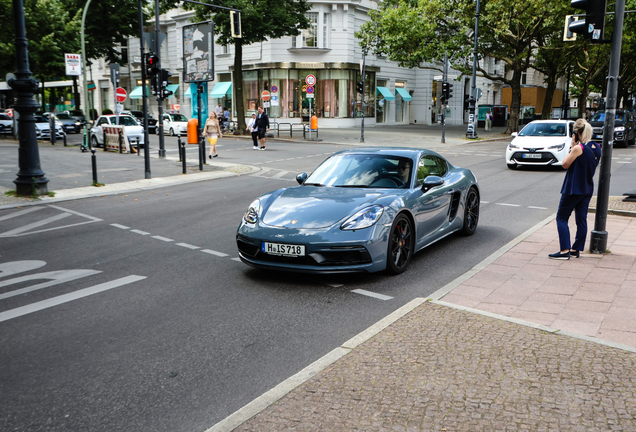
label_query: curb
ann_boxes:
[588,207,636,218]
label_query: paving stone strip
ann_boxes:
[235,302,636,431]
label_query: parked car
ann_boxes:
[89,114,145,148]
[163,113,189,136]
[0,113,13,134]
[237,148,480,275]
[3,108,14,118]
[589,110,635,148]
[45,112,81,133]
[506,120,575,169]
[66,109,87,127]
[130,110,157,134]
[33,115,64,140]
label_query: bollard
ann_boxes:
[118,130,123,154]
[137,137,140,156]
[181,140,186,174]
[63,133,67,147]
[103,130,107,151]
[177,135,182,162]
[91,149,98,184]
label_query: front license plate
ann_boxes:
[594,134,602,139]
[262,242,305,257]
[522,153,542,159]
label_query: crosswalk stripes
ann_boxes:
[0,205,102,237]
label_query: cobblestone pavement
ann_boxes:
[235,301,636,431]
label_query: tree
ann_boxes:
[164,0,311,134]
[534,37,575,119]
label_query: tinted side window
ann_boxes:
[417,156,448,183]
[97,117,108,125]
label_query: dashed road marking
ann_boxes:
[111,223,130,229]
[130,229,150,235]
[151,235,174,242]
[528,206,548,210]
[496,203,520,207]
[201,249,229,257]
[176,242,200,250]
[231,257,242,262]
[352,289,393,301]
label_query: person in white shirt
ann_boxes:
[247,113,258,149]
[215,103,223,118]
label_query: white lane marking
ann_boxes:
[495,203,520,207]
[480,201,490,204]
[475,154,487,156]
[130,229,150,235]
[528,206,548,210]
[0,212,72,236]
[231,257,242,262]
[617,161,632,164]
[176,242,200,250]
[0,269,102,301]
[326,283,343,288]
[111,223,130,229]
[152,235,174,242]
[201,249,229,257]
[351,289,393,301]
[48,205,102,222]
[0,260,47,279]
[0,207,44,222]
[0,275,146,323]
[271,171,289,178]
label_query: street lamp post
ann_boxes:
[81,0,93,150]
[9,0,49,196]
[154,0,166,158]
[360,46,367,143]
[466,0,481,139]
[138,0,151,178]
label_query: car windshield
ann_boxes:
[518,123,567,137]
[56,113,72,119]
[114,116,139,126]
[305,154,413,188]
[171,114,188,122]
[34,116,47,122]
[591,112,625,122]
[69,110,84,116]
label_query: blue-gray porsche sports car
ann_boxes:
[236,148,479,274]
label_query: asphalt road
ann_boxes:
[1,138,635,431]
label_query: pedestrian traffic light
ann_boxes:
[447,82,454,100]
[159,69,173,98]
[357,81,364,94]
[231,10,242,38]
[441,82,449,101]
[150,74,159,96]
[146,53,159,76]
[569,0,607,41]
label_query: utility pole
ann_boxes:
[9,0,48,196]
[466,0,480,139]
[360,46,367,143]
[441,53,448,144]
[154,0,166,158]
[138,0,151,178]
[590,0,626,253]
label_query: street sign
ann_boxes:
[263,102,270,108]
[116,87,127,103]
[64,53,81,76]
[261,90,270,101]
[306,93,314,99]
[271,95,279,106]
[306,86,314,94]
[87,81,96,91]
[305,74,316,86]
[270,85,278,93]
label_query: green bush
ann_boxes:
[102,108,113,115]
[89,108,98,120]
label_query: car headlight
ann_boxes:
[75,121,81,126]
[508,142,519,150]
[549,143,565,151]
[341,205,384,231]
[244,199,262,224]
[614,126,625,132]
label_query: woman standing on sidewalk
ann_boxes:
[247,113,258,149]
[549,119,601,260]
[204,112,222,159]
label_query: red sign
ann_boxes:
[305,75,316,86]
[306,86,314,94]
[116,87,127,103]
[261,90,271,101]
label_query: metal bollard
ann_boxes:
[63,133,67,147]
[91,149,98,184]
[181,140,186,174]
[177,135,182,162]
[137,137,140,156]
[103,130,107,151]
[118,131,123,154]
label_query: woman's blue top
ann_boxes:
[561,141,602,196]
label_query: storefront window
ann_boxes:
[242,70,258,114]
[376,79,387,123]
[355,71,375,118]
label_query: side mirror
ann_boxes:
[296,172,307,185]
[421,175,444,192]
[511,132,518,137]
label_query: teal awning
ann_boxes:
[209,82,232,98]
[376,87,395,101]
[395,88,412,101]
[129,86,149,99]
[184,85,192,98]
[165,84,179,96]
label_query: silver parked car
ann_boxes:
[90,115,145,148]
[33,115,65,140]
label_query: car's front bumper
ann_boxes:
[236,220,390,273]
[506,148,565,166]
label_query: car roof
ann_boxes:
[526,120,571,124]
[331,147,443,159]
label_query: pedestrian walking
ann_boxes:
[204,112,222,159]
[247,113,258,149]
[485,110,492,131]
[255,106,270,150]
[549,118,601,260]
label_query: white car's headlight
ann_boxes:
[244,199,262,224]
[615,126,625,132]
[549,143,565,151]
[341,205,384,231]
[508,142,519,150]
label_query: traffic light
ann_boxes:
[159,69,173,98]
[231,10,242,38]
[150,74,159,96]
[569,0,607,41]
[441,82,449,101]
[356,81,364,94]
[146,53,159,76]
[447,82,454,100]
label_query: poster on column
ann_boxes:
[182,21,214,83]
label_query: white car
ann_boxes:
[0,113,12,134]
[90,115,145,148]
[163,113,189,136]
[33,114,65,140]
[506,120,575,169]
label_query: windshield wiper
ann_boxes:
[303,183,324,187]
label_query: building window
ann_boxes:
[323,14,330,48]
[222,44,228,54]
[522,71,527,85]
[302,12,318,47]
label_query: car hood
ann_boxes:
[590,120,626,127]
[511,136,568,149]
[262,187,386,229]
[34,123,61,130]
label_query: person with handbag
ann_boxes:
[204,112,222,159]
[255,106,270,150]
[549,118,602,260]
